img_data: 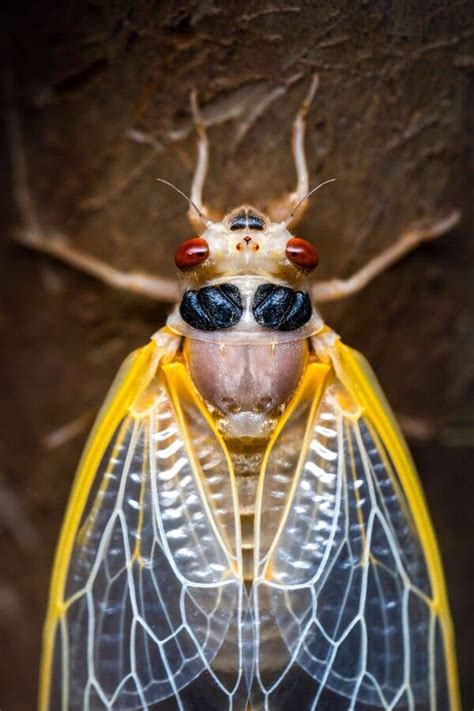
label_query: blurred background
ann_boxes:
[1,1,473,708]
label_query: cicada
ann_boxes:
[34,77,460,710]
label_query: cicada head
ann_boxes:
[174,204,319,291]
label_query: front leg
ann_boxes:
[266,74,320,226]
[312,211,461,303]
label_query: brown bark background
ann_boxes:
[1,1,473,708]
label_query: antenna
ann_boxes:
[156,178,213,227]
[282,178,337,227]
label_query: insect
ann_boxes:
[13,76,460,710]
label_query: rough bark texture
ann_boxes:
[1,1,473,708]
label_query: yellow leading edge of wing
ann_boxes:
[39,341,159,711]
[332,340,460,711]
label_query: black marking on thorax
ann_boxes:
[252,284,312,331]
[180,284,243,331]
[180,282,312,332]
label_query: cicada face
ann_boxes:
[175,204,319,289]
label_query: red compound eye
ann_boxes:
[175,237,209,269]
[285,237,319,270]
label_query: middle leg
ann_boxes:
[8,91,183,304]
[312,211,461,303]
[15,229,179,302]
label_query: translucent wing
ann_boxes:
[40,341,250,711]
[252,340,459,710]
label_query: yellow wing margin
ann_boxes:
[39,340,159,711]
[332,339,460,711]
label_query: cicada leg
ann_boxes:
[187,90,223,230]
[312,210,461,303]
[7,99,178,302]
[265,74,320,226]
[14,229,179,302]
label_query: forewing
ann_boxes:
[41,344,249,711]
[253,343,458,710]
